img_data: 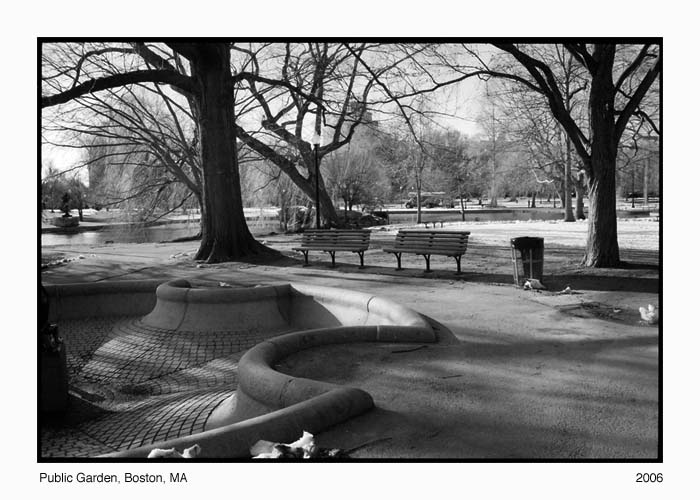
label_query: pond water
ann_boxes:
[41,221,281,247]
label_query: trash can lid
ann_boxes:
[510,236,544,249]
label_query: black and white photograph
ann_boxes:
[20,2,686,497]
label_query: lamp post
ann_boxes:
[311,132,321,229]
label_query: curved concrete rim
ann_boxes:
[44,279,438,458]
[208,323,435,428]
[154,278,289,304]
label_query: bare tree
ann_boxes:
[450,43,661,266]
[44,84,203,220]
[229,42,453,227]
[41,161,65,212]
[42,42,317,262]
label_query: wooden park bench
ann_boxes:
[418,215,446,228]
[293,229,371,268]
[382,229,471,273]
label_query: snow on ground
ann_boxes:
[380,218,659,251]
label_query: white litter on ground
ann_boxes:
[147,444,201,458]
[251,431,317,459]
[639,304,659,324]
[524,278,546,290]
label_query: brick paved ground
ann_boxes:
[40,316,288,458]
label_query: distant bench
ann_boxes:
[293,229,371,268]
[382,229,471,273]
[419,215,445,228]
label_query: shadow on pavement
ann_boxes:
[544,274,659,293]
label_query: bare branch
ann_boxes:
[563,44,597,73]
[42,69,197,108]
[492,44,591,165]
[132,43,179,72]
[343,43,423,149]
[614,44,653,92]
[615,54,661,143]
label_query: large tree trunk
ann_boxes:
[584,167,619,266]
[190,44,269,263]
[582,50,620,267]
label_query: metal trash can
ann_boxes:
[510,237,544,286]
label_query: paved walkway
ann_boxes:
[40,240,659,459]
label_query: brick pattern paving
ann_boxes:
[133,354,242,396]
[79,320,272,386]
[75,388,233,453]
[61,317,125,377]
[40,316,286,458]
[41,426,116,458]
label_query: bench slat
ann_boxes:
[294,246,368,252]
[390,240,468,247]
[299,240,369,245]
[398,230,470,235]
[387,241,468,247]
[391,239,468,246]
[392,238,468,243]
[302,231,370,236]
[384,246,466,252]
[394,237,468,242]
[299,243,369,247]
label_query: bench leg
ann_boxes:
[357,251,365,269]
[454,255,462,274]
[422,254,431,272]
[301,250,309,266]
[328,251,336,267]
[392,252,403,270]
